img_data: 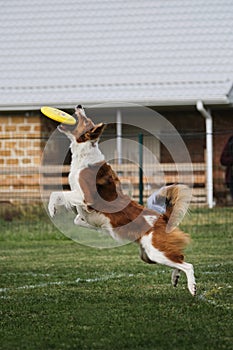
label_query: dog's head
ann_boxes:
[58,105,106,144]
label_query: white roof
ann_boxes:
[0,0,233,110]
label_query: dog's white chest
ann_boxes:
[68,140,104,194]
[69,167,81,191]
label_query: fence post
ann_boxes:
[116,109,122,164]
[138,133,144,205]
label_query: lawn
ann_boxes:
[0,208,232,350]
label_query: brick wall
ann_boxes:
[0,112,43,201]
[0,112,42,166]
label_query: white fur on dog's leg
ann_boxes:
[171,269,180,287]
[178,262,196,296]
[48,191,84,218]
[48,193,58,217]
[48,203,56,217]
[74,214,81,225]
[74,214,92,228]
[188,276,197,296]
[48,192,64,217]
[140,234,196,296]
[172,262,196,296]
[48,198,54,217]
[186,265,196,296]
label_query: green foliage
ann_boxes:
[0,203,46,222]
[0,210,232,350]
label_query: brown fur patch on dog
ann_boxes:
[79,161,191,260]
[149,214,191,263]
[79,162,159,241]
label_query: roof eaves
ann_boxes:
[0,96,231,112]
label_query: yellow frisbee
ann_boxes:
[41,106,76,125]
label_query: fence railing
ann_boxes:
[0,162,207,205]
[112,162,206,205]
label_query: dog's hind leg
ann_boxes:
[176,262,196,296]
[140,234,196,296]
[74,214,92,228]
[139,244,157,264]
[171,268,180,287]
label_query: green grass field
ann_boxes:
[0,208,232,350]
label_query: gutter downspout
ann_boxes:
[196,100,214,208]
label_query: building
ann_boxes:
[0,0,233,206]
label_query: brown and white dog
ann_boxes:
[48,105,196,296]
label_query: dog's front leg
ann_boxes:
[48,191,83,217]
[48,192,62,217]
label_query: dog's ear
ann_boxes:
[90,123,106,139]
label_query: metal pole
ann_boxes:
[116,109,122,164]
[138,133,144,205]
[205,116,214,208]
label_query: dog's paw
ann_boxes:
[48,192,65,217]
[74,215,92,228]
[74,214,82,225]
[48,202,56,217]
[188,282,197,297]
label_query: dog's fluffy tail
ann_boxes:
[156,184,192,233]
